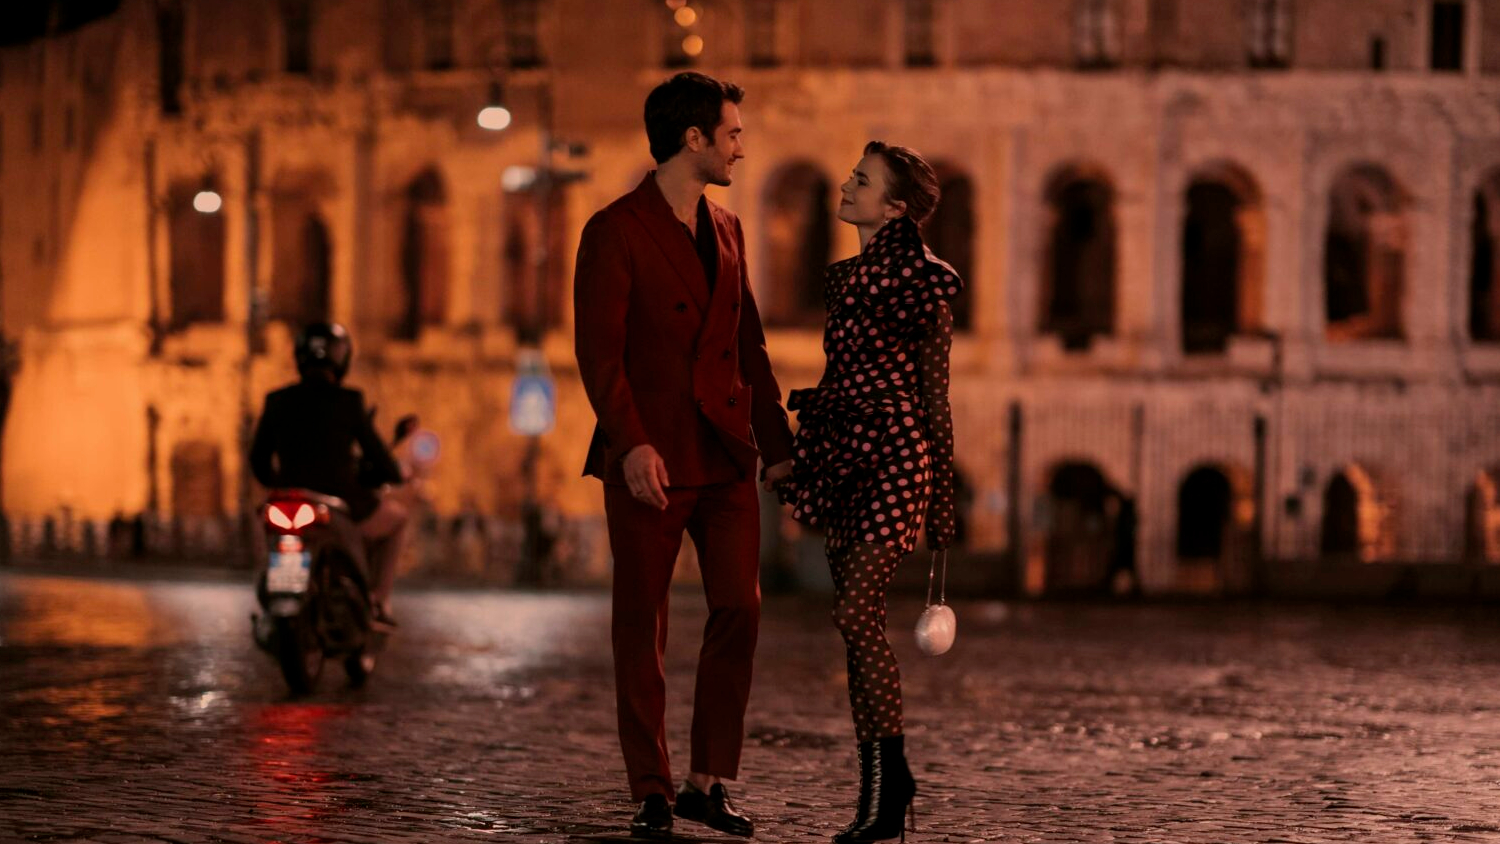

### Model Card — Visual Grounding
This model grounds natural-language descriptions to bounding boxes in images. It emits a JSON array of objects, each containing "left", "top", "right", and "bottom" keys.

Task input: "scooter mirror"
[{"left": 409, "top": 430, "right": 441, "bottom": 470}]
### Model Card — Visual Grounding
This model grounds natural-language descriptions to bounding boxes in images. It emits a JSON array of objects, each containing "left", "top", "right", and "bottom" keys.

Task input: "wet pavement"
[{"left": 2, "top": 568, "right": 1500, "bottom": 843}]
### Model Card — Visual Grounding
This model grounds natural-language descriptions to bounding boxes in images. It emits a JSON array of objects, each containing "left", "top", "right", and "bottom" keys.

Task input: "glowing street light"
[
  {"left": 192, "top": 189, "right": 222, "bottom": 214},
  {"left": 502, "top": 165, "right": 538, "bottom": 192},
  {"left": 478, "top": 81, "right": 512, "bottom": 131},
  {"left": 682, "top": 34, "right": 704, "bottom": 57},
  {"left": 674, "top": 5, "right": 697, "bottom": 26}
]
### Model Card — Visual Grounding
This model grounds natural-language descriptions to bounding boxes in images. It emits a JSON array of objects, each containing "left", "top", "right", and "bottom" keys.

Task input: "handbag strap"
[{"left": 925, "top": 549, "right": 948, "bottom": 607}]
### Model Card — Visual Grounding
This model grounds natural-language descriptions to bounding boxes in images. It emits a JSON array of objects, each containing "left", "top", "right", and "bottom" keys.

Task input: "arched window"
[
  {"left": 504, "top": 0, "right": 544, "bottom": 69},
  {"left": 270, "top": 172, "right": 333, "bottom": 328},
  {"left": 1174, "top": 462, "right": 1258, "bottom": 592},
  {"left": 398, "top": 169, "right": 448, "bottom": 340},
  {"left": 381, "top": 0, "right": 413, "bottom": 72},
  {"left": 1430, "top": 0, "right": 1465, "bottom": 71},
  {"left": 156, "top": 1, "right": 184, "bottom": 114},
  {"left": 170, "top": 441, "right": 223, "bottom": 518},
  {"left": 925, "top": 164, "right": 974, "bottom": 331},
  {"left": 762, "top": 162, "right": 833, "bottom": 328},
  {"left": 1177, "top": 466, "right": 1231, "bottom": 560},
  {"left": 281, "top": 0, "right": 312, "bottom": 74},
  {"left": 1320, "top": 473, "right": 1360, "bottom": 558},
  {"left": 1470, "top": 170, "right": 1500, "bottom": 342},
  {"left": 271, "top": 213, "right": 330, "bottom": 328},
  {"left": 1074, "top": 0, "right": 1120, "bottom": 68},
  {"left": 1043, "top": 461, "right": 1114, "bottom": 591},
  {"left": 1324, "top": 165, "right": 1407, "bottom": 341},
  {"left": 423, "top": 0, "right": 455, "bottom": 70},
  {"left": 1320, "top": 465, "right": 1393, "bottom": 562},
  {"left": 745, "top": 0, "right": 781, "bottom": 67},
  {"left": 1465, "top": 468, "right": 1500, "bottom": 564},
  {"left": 1181, "top": 164, "right": 1264, "bottom": 354},
  {"left": 1246, "top": 0, "right": 1292, "bottom": 68},
  {"left": 903, "top": 0, "right": 937, "bottom": 67},
  {"left": 167, "top": 178, "right": 226, "bottom": 331},
  {"left": 1041, "top": 167, "right": 1116, "bottom": 350},
  {"left": 504, "top": 179, "right": 569, "bottom": 344}
]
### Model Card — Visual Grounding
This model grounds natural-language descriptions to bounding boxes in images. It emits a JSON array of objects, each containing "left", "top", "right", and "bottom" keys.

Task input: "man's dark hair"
[
  {"left": 864, "top": 140, "right": 942, "bottom": 226},
  {"left": 644, "top": 72, "right": 745, "bottom": 164}
]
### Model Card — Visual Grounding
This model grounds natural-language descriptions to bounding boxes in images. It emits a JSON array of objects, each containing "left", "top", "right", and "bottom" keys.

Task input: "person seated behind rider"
[{"left": 249, "top": 322, "right": 407, "bottom": 626}]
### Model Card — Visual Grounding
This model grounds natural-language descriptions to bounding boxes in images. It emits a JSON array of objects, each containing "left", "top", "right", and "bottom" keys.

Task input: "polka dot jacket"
[{"left": 779, "top": 215, "right": 963, "bottom": 554}]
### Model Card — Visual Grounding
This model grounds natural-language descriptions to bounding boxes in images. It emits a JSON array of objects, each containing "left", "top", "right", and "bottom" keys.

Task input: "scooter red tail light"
[
  {"left": 265, "top": 500, "right": 328, "bottom": 533},
  {"left": 266, "top": 503, "right": 295, "bottom": 530}
]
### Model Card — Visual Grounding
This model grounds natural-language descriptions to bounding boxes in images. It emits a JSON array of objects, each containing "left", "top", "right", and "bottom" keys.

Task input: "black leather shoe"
[
  {"left": 630, "top": 793, "right": 674, "bottom": 839},
  {"left": 674, "top": 781, "right": 754, "bottom": 837}
]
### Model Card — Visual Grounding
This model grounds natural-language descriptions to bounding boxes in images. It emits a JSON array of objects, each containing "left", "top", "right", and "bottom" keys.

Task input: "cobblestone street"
[{"left": 3, "top": 568, "right": 1500, "bottom": 843}]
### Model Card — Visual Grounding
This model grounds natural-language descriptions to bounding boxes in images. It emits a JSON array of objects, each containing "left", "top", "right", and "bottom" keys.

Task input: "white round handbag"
[{"left": 914, "top": 550, "right": 956, "bottom": 656}]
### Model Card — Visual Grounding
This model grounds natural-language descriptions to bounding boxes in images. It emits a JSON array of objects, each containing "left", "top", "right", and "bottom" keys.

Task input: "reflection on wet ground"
[{"left": 3, "top": 569, "right": 1500, "bottom": 842}]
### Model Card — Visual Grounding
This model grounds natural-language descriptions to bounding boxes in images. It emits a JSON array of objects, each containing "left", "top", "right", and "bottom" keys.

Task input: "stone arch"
[
  {"left": 1324, "top": 164, "right": 1408, "bottom": 341},
  {"left": 762, "top": 161, "right": 833, "bottom": 328},
  {"left": 1464, "top": 467, "right": 1500, "bottom": 564},
  {"left": 1041, "top": 459, "right": 1116, "bottom": 592},
  {"left": 1320, "top": 463, "right": 1395, "bottom": 562},
  {"left": 926, "top": 162, "right": 975, "bottom": 330},
  {"left": 1469, "top": 168, "right": 1500, "bottom": 342},
  {"left": 1180, "top": 162, "right": 1265, "bottom": 354},
  {"left": 269, "top": 170, "right": 334, "bottom": 328},
  {"left": 397, "top": 168, "right": 449, "bottom": 339},
  {"left": 1041, "top": 164, "right": 1116, "bottom": 351},
  {"left": 1174, "top": 462, "right": 1256, "bottom": 591},
  {"left": 166, "top": 178, "right": 226, "bottom": 331}
]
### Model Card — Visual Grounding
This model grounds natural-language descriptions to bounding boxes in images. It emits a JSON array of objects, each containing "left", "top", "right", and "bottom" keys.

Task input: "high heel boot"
[{"left": 833, "top": 735, "right": 917, "bottom": 842}]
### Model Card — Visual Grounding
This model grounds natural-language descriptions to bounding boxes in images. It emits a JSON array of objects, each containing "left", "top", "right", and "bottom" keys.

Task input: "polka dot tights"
[{"left": 830, "top": 541, "right": 906, "bottom": 742}]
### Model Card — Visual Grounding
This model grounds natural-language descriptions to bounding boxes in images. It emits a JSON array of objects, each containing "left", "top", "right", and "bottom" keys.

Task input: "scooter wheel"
[
  {"left": 274, "top": 616, "right": 323, "bottom": 696},
  {"left": 344, "top": 652, "right": 376, "bottom": 687}
]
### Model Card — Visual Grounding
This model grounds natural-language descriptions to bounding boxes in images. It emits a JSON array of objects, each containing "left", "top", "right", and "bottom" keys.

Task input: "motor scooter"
[{"left": 251, "top": 489, "right": 386, "bottom": 694}]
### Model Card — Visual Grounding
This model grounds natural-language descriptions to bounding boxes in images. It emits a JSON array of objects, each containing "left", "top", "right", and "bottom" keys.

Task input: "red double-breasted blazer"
[{"left": 573, "top": 174, "right": 794, "bottom": 486}]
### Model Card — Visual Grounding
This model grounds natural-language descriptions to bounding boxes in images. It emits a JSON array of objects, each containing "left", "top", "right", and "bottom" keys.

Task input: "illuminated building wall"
[{"left": 2, "top": 0, "right": 1498, "bottom": 592}]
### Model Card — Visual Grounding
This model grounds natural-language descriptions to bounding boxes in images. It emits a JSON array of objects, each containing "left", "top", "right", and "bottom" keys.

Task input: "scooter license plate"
[{"left": 267, "top": 550, "right": 311, "bottom": 593}]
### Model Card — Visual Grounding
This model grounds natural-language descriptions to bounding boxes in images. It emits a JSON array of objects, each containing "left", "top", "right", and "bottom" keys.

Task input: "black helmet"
[{"left": 294, "top": 322, "right": 353, "bottom": 383}]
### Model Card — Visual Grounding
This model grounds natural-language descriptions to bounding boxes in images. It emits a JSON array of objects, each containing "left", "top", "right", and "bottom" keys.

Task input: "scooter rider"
[{"left": 249, "top": 322, "right": 407, "bottom": 626}]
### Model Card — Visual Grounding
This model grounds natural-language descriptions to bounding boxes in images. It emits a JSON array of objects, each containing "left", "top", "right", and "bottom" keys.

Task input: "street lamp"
[
  {"left": 193, "top": 182, "right": 223, "bottom": 214},
  {"left": 477, "top": 81, "right": 512, "bottom": 131},
  {"left": 490, "top": 73, "right": 590, "bottom": 586}
]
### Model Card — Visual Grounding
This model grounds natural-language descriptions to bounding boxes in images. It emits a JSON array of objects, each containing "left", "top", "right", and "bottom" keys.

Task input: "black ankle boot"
[{"left": 833, "top": 735, "right": 917, "bottom": 842}]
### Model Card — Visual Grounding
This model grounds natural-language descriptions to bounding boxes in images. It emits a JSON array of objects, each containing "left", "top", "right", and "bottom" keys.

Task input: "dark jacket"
[{"left": 249, "top": 380, "right": 402, "bottom": 521}]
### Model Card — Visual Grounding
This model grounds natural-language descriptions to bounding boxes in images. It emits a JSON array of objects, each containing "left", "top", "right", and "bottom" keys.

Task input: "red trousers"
[{"left": 604, "top": 480, "right": 761, "bottom": 801}]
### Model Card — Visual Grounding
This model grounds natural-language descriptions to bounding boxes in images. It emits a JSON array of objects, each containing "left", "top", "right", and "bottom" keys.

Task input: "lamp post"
[
  {"left": 481, "top": 76, "right": 587, "bottom": 585},
  {"left": 238, "top": 129, "right": 263, "bottom": 567}
]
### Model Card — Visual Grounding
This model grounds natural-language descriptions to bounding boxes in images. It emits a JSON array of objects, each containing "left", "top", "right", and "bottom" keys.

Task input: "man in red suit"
[{"left": 573, "top": 72, "right": 794, "bottom": 839}]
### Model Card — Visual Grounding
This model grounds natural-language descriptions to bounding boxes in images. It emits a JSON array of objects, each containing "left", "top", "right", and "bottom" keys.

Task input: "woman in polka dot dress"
[{"left": 776, "top": 142, "right": 962, "bottom": 843}]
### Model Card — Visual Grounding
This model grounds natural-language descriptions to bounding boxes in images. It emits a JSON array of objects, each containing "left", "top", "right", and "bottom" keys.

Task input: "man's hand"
[
  {"left": 761, "top": 459, "right": 793, "bottom": 492},
  {"left": 623, "top": 445, "right": 670, "bottom": 510}
]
